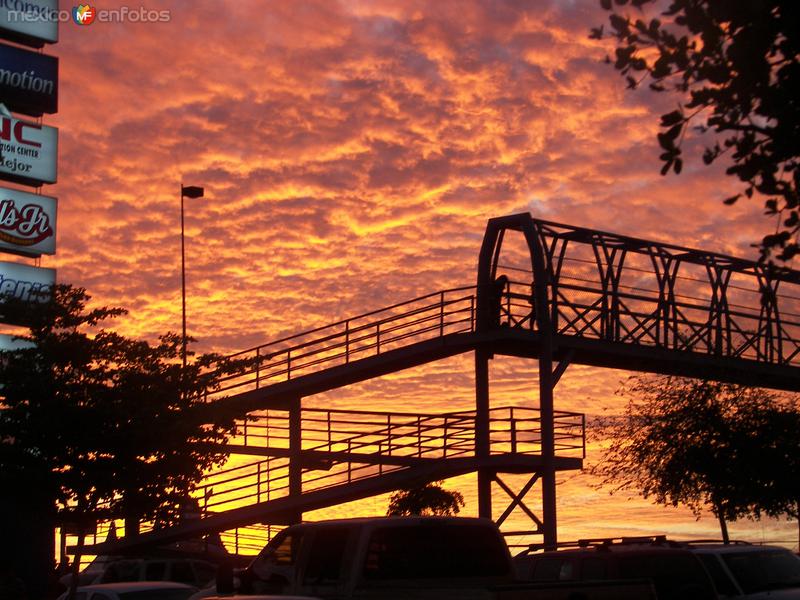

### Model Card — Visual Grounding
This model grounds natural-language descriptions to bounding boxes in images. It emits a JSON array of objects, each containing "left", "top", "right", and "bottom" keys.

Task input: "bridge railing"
[
  {"left": 212, "top": 286, "right": 478, "bottom": 398},
  {"left": 546, "top": 255, "right": 800, "bottom": 362},
  {"left": 209, "top": 265, "right": 800, "bottom": 404},
  {"left": 191, "top": 405, "right": 585, "bottom": 523},
  {"left": 531, "top": 219, "right": 800, "bottom": 367}
]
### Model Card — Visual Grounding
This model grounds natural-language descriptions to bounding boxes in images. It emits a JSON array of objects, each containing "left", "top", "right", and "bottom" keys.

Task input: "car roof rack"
[
  {"left": 676, "top": 539, "right": 753, "bottom": 546},
  {"left": 520, "top": 535, "right": 684, "bottom": 555}
]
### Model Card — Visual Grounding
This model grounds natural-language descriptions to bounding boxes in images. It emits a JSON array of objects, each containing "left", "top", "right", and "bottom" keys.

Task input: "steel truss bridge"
[{"left": 86, "top": 213, "right": 800, "bottom": 556}]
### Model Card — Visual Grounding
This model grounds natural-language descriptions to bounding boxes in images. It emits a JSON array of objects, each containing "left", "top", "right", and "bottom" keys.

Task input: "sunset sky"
[{"left": 9, "top": 0, "right": 798, "bottom": 549}]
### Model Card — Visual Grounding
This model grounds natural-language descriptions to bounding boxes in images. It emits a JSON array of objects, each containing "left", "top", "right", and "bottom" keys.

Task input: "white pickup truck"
[{"left": 191, "top": 516, "right": 658, "bottom": 600}]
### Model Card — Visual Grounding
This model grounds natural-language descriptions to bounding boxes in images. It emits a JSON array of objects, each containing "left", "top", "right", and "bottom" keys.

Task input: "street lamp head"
[{"left": 181, "top": 185, "right": 204, "bottom": 199}]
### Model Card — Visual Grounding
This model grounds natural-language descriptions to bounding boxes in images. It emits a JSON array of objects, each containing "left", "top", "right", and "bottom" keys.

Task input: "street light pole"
[
  {"left": 181, "top": 185, "right": 187, "bottom": 369},
  {"left": 180, "top": 184, "right": 204, "bottom": 369}
]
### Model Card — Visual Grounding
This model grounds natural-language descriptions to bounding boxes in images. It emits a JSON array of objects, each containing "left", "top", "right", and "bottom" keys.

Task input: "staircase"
[{"left": 79, "top": 281, "right": 576, "bottom": 556}]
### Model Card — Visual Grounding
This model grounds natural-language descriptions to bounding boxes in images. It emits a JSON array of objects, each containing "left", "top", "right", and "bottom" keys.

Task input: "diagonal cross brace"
[{"left": 494, "top": 473, "right": 543, "bottom": 529}]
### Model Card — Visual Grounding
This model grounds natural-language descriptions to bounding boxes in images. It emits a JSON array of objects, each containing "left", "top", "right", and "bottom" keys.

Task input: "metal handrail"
[
  {"left": 225, "top": 285, "right": 478, "bottom": 360},
  {"left": 209, "top": 288, "right": 479, "bottom": 396},
  {"left": 188, "top": 404, "right": 585, "bottom": 529}
]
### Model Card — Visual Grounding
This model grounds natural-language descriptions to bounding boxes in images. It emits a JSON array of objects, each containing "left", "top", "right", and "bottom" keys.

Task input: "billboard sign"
[
  {"left": 0, "top": 0, "right": 58, "bottom": 47},
  {"left": 0, "top": 260, "right": 53, "bottom": 301},
  {"left": 0, "top": 186, "right": 56, "bottom": 256},
  {"left": 0, "top": 261, "right": 53, "bottom": 326},
  {"left": 0, "top": 115, "right": 57, "bottom": 186},
  {"left": 0, "top": 42, "right": 58, "bottom": 115}
]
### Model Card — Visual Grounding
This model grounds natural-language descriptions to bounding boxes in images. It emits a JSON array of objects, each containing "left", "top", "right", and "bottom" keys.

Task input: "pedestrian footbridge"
[{"left": 82, "top": 213, "right": 800, "bottom": 556}]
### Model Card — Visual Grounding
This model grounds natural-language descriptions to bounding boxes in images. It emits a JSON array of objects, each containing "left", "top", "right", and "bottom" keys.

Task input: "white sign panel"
[
  {"left": 0, "top": 0, "right": 58, "bottom": 46},
  {"left": 0, "top": 260, "right": 54, "bottom": 305},
  {"left": 0, "top": 115, "right": 57, "bottom": 186},
  {"left": 0, "top": 186, "right": 56, "bottom": 256}
]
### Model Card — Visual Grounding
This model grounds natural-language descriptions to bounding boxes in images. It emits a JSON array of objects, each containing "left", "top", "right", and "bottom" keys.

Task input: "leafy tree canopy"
[
  {"left": 387, "top": 480, "right": 465, "bottom": 517},
  {"left": 592, "top": 0, "right": 800, "bottom": 260},
  {"left": 0, "top": 284, "right": 247, "bottom": 528},
  {"left": 591, "top": 375, "right": 800, "bottom": 542}
]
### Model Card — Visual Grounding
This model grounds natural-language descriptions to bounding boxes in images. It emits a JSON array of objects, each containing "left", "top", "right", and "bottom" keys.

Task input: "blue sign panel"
[{"left": 0, "top": 41, "right": 57, "bottom": 115}]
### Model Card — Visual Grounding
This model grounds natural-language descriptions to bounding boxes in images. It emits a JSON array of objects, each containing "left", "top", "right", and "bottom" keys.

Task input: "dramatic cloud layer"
[{"left": 9, "top": 0, "right": 794, "bottom": 546}]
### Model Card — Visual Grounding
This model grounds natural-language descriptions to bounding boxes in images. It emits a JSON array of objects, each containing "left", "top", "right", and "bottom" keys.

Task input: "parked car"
[
  {"left": 55, "top": 581, "right": 198, "bottom": 600},
  {"left": 93, "top": 558, "right": 217, "bottom": 588},
  {"left": 513, "top": 536, "right": 718, "bottom": 600},
  {"left": 686, "top": 541, "right": 800, "bottom": 598}
]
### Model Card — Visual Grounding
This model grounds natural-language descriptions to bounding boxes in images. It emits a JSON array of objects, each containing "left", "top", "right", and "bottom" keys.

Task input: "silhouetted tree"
[
  {"left": 387, "top": 480, "right": 465, "bottom": 516},
  {"left": 592, "top": 0, "right": 800, "bottom": 260},
  {"left": 0, "top": 285, "right": 248, "bottom": 598},
  {"left": 591, "top": 376, "right": 800, "bottom": 544}
]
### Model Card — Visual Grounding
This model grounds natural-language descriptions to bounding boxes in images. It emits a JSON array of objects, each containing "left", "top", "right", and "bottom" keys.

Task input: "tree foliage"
[
  {"left": 0, "top": 284, "right": 248, "bottom": 528},
  {"left": 591, "top": 376, "right": 800, "bottom": 540},
  {"left": 387, "top": 480, "right": 465, "bottom": 517},
  {"left": 592, "top": 0, "right": 800, "bottom": 260}
]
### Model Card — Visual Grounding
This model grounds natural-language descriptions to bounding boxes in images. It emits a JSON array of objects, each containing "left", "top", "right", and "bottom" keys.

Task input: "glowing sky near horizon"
[{"left": 9, "top": 0, "right": 798, "bottom": 548}]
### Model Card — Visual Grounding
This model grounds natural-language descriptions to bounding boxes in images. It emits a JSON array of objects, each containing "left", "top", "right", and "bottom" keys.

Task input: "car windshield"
[{"left": 722, "top": 550, "right": 800, "bottom": 594}]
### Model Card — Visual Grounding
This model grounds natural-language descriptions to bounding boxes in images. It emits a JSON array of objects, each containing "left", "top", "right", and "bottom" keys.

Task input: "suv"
[
  {"left": 513, "top": 536, "right": 718, "bottom": 600},
  {"left": 687, "top": 542, "right": 800, "bottom": 598}
]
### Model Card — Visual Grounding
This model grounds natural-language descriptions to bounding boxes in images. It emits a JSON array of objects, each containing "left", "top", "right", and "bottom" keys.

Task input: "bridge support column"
[
  {"left": 539, "top": 351, "right": 557, "bottom": 550},
  {"left": 288, "top": 396, "right": 303, "bottom": 524},
  {"left": 475, "top": 349, "right": 492, "bottom": 519}
]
